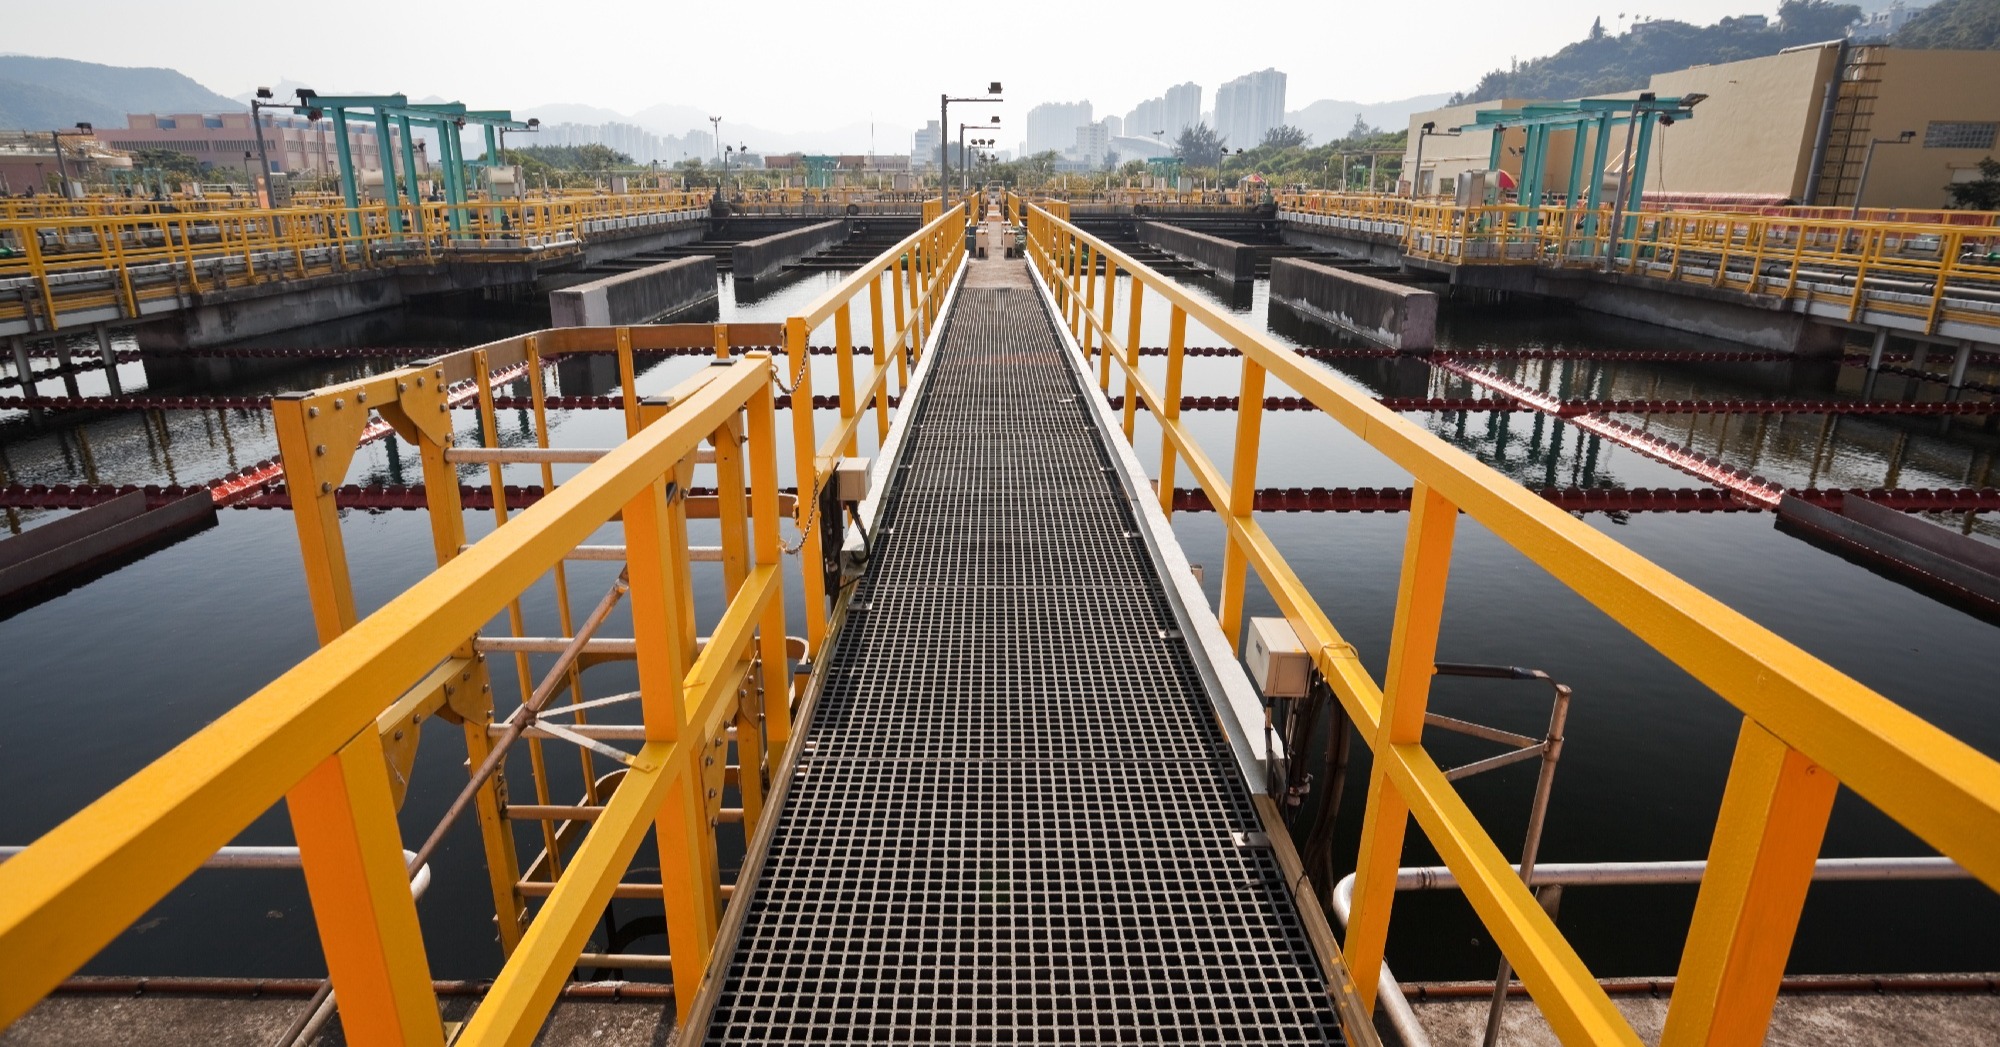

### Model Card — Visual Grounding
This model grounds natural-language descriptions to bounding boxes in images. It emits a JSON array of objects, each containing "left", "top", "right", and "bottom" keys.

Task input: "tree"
[
  {"left": 1346, "top": 115, "right": 1377, "bottom": 142},
  {"left": 1261, "top": 124, "right": 1311, "bottom": 149},
  {"left": 1590, "top": 15, "right": 1606, "bottom": 40},
  {"left": 1021, "top": 150, "right": 1060, "bottom": 184},
  {"left": 1174, "top": 123, "right": 1224, "bottom": 168},
  {"left": 130, "top": 147, "right": 202, "bottom": 180},
  {"left": 1896, "top": 0, "right": 2000, "bottom": 49},
  {"left": 1777, "top": 0, "right": 1862, "bottom": 38},
  {"left": 1946, "top": 156, "right": 2000, "bottom": 209},
  {"left": 1464, "top": 3, "right": 1861, "bottom": 102}
]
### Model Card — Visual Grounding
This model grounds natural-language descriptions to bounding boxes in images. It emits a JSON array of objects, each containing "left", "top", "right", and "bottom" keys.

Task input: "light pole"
[
  {"left": 708, "top": 116, "right": 723, "bottom": 198},
  {"left": 249, "top": 88, "right": 285, "bottom": 206},
  {"left": 1851, "top": 130, "right": 1916, "bottom": 220},
  {"left": 959, "top": 116, "right": 1001, "bottom": 191},
  {"left": 49, "top": 123, "right": 91, "bottom": 199},
  {"left": 940, "top": 82, "right": 1003, "bottom": 216},
  {"left": 495, "top": 117, "right": 538, "bottom": 163}
]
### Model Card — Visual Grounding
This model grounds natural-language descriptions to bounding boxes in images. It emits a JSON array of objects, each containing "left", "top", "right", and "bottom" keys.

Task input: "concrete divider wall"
[
  {"left": 0, "top": 492, "right": 216, "bottom": 601},
  {"left": 1137, "top": 221, "right": 1258, "bottom": 283},
  {"left": 549, "top": 256, "right": 718, "bottom": 327},
  {"left": 1269, "top": 257, "right": 1437, "bottom": 352},
  {"left": 731, "top": 219, "right": 851, "bottom": 282}
]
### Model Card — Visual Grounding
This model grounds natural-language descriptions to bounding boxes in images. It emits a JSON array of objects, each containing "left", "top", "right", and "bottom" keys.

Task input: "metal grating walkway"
[{"left": 703, "top": 263, "right": 1344, "bottom": 1044}]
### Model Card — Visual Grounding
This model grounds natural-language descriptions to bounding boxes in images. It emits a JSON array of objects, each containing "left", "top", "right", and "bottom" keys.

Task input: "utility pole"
[
  {"left": 50, "top": 131, "right": 72, "bottom": 199},
  {"left": 251, "top": 88, "right": 277, "bottom": 206}
]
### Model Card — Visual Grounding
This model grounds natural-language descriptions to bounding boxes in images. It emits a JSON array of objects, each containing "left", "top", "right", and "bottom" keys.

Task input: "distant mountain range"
[
  {"left": 0, "top": 53, "right": 1455, "bottom": 158},
  {"left": 1284, "top": 94, "right": 1455, "bottom": 145},
  {"left": 0, "top": 55, "right": 241, "bottom": 129}
]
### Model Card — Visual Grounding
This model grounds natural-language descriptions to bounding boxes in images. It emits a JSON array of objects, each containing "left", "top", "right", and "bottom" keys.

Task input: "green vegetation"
[
  {"left": 1896, "top": 0, "right": 2000, "bottom": 48},
  {"left": 1260, "top": 125, "right": 1311, "bottom": 150},
  {"left": 1173, "top": 123, "right": 1224, "bottom": 166},
  {"left": 1946, "top": 156, "right": 2000, "bottom": 209},
  {"left": 1463, "top": 1, "right": 1863, "bottom": 103},
  {"left": 497, "top": 143, "right": 641, "bottom": 189},
  {"left": 952, "top": 122, "right": 1407, "bottom": 194}
]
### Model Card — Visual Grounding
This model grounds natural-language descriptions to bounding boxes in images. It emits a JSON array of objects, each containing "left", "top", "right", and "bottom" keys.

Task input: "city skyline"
[{"left": 2, "top": 0, "right": 1783, "bottom": 140}]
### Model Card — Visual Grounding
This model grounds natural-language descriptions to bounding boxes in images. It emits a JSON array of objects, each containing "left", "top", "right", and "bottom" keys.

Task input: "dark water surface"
[{"left": 1, "top": 264, "right": 1994, "bottom": 986}]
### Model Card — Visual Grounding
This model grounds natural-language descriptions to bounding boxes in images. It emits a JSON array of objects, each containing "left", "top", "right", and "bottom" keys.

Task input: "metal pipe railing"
[{"left": 1331, "top": 856, "right": 1970, "bottom": 1047}]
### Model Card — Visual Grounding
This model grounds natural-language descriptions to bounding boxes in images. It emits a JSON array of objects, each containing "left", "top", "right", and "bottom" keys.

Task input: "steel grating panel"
[{"left": 705, "top": 275, "right": 1343, "bottom": 1044}]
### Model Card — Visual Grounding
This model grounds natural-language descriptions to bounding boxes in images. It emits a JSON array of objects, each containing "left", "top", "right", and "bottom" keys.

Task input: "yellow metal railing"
[
  {"left": 0, "top": 206, "right": 969, "bottom": 1044},
  {"left": 783, "top": 197, "right": 970, "bottom": 653},
  {"left": 0, "top": 190, "right": 713, "bottom": 332},
  {"left": 1275, "top": 191, "right": 2000, "bottom": 333},
  {"left": 1025, "top": 201, "right": 2000, "bottom": 1047}
]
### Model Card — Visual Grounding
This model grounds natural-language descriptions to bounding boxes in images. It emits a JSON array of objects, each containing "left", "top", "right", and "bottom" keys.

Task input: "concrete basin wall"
[
  {"left": 731, "top": 219, "right": 851, "bottom": 282},
  {"left": 549, "top": 257, "right": 718, "bottom": 327},
  {"left": 1270, "top": 257, "right": 1437, "bottom": 352},
  {"left": 1137, "top": 221, "right": 1258, "bottom": 283}
]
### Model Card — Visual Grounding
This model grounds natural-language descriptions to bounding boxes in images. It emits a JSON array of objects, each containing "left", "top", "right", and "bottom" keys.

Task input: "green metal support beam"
[{"left": 328, "top": 109, "right": 361, "bottom": 238}]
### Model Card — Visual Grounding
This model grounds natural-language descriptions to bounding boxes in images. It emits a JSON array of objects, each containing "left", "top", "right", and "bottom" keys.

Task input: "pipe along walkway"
[{"left": 695, "top": 260, "right": 1351, "bottom": 1044}]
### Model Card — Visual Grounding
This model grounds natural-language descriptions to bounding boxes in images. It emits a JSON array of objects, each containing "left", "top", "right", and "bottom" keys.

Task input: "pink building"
[{"left": 105, "top": 111, "right": 422, "bottom": 177}]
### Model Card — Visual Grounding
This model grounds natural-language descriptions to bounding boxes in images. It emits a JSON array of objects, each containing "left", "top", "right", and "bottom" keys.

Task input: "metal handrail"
[
  {"left": 0, "top": 349, "right": 787, "bottom": 1043},
  {"left": 1023, "top": 201, "right": 2000, "bottom": 1047},
  {"left": 1274, "top": 191, "right": 2000, "bottom": 332},
  {"left": 1329, "top": 856, "right": 1971, "bottom": 1047}
]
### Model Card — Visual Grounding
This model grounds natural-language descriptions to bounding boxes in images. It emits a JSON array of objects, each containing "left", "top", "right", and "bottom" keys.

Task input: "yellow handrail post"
[
  {"left": 787, "top": 317, "right": 828, "bottom": 655},
  {"left": 1098, "top": 256, "right": 1118, "bottom": 392},
  {"left": 615, "top": 327, "right": 641, "bottom": 437},
  {"left": 1658, "top": 722, "right": 1837, "bottom": 1047},
  {"left": 287, "top": 730, "right": 445, "bottom": 1047},
  {"left": 272, "top": 393, "right": 368, "bottom": 641},
  {"left": 400, "top": 364, "right": 531, "bottom": 956},
  {"left": 21, "top": 228, "right": 56, "bottom": 332},
  {"left": 890, "top": 262, "right": 911, "bottom": 390},
  {"left": 1216, "top": 358, "right": 1267, "bottom": 648},
  {"left": 1344, "top": 483, "right": 1457, "bottom": 1009},
  {"left": 834, "top": 302, "right": 860, "bottom": 456},
  {"left": 1926, "top": 232, "right": 1959, "bottom": 334},
  {"left": 869, "top": 275, "right": 891, "bottom": 443},
  {"left": 625, "top": 398, "right": 718, "bottom": 1018},
  {"left": 1158, "top": 306, "right": 1187, "bottom": 517},
  {"left": 1122, "top": 280, "right": 1145, "bottom": 440},
  {"left": 1082, "top": 243, "right": 1098, "bottom": 362},
  {"left": 904, "top": 245, "right": 924, "bottom": 357},
  {"left": 711, "top": 414, "right": 766, "bottom": 833},
  {"left": 746, "top": 367, "right": 795, "bottom": 746}
]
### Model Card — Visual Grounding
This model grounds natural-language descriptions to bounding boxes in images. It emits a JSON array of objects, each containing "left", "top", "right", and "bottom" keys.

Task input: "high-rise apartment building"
[
  {"left": 1024, "top": 101, "right": 1093, "bottom": 157},
  {"left": 1213, "top": 69, "right": 1287, "bottom": 149},
  {"left": 913, "top": 120, "right": 941, "bottom": 168},
  {"left": 1124, "top": 82, "right": 1203, "bottom": 143}
]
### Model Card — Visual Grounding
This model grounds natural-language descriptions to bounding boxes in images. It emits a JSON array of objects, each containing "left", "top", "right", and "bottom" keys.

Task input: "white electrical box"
[
  {"left": 834, "top": 457, "right": 871, "bottom": 503},
  {"left": 1246, "top": 617, "right": 1310, "bottom": 698}
]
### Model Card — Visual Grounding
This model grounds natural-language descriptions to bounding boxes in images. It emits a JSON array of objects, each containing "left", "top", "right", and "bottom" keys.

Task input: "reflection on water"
[{"left": 0, "top": 262, "right": 1994, "bottom": 984}]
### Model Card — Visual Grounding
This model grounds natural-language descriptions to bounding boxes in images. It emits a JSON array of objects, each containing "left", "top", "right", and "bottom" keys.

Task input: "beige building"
[{"left": 1405, "top": 44, "right": 2000, "bottom": 210}]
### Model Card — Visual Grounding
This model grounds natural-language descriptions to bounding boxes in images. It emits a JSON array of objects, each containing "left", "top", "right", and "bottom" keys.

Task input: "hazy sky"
[{"left": 9, "top": 0, "right": 1785, "bottom": 133}]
